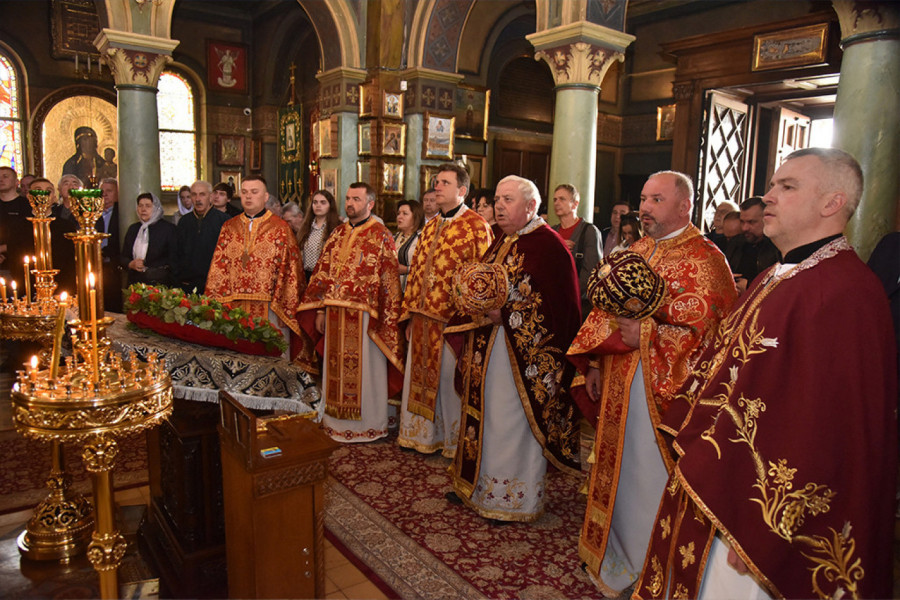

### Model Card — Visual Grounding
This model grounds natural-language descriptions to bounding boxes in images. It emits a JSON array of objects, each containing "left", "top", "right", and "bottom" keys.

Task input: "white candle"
[
  {"left": 23, "top": 256, "right": 31, "bottom": 307},
  {"left": 89, "top": 273, "right": 99, "bottom": 383}
]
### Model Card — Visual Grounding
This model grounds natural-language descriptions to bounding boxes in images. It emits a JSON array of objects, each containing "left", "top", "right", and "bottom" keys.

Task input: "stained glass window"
[
  {"left": 0, "top": 53, "right": 24, "bottom": 172},
  {"left": 157, "top": 71, "right": 197, "bottom": 191}
]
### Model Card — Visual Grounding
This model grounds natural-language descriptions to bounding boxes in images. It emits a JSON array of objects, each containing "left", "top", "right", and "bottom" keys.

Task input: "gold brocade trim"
[
  {"left": 323, "top": 307, "right": 364, "bottom": 421},
  {"left": 239, "top": 211, "right": 273, "bottom": 259}
]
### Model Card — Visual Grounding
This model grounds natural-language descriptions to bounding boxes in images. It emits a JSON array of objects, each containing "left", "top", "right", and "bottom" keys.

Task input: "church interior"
[{"left": 0, "top": 0, "right": 898, "bottom": 598}]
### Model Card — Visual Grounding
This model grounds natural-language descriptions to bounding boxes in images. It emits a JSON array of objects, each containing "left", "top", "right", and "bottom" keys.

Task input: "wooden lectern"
[{"left": 218, "top": 391, "right": 337, "bottom": 599}]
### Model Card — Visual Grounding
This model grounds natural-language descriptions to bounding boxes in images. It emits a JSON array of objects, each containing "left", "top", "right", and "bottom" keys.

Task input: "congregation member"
[
  {"left": 551, "top": 183, "right": 602, "bottom": 319},
  {"left": 55, "top": 174, "right": 84, "bottom": 222},
  {"left": 725, "top": 196, "right": 781, "bottom": 293},
  {"left": 634, "top": 148, "right": 896, "bottom": 599},
  {"left": 18, "top": 173, "right": 35, "bottom": 195},
  {"left": 211, "top": 181, "right": 241, "bottom": 217},
  {"left": 96, "top": 177, "right": 122, "bottom": 312},
  {"left": 296, "top": 189, "right": 341, "bottom": 282},
  {"left": 601, "top": 199, "right": 631, "bottom": 256},
  {"left": 567, "top": 170, "right": 736, "bottom": 596},
  {"left": 445, "top": 175, "right": 581, "bottom": 522},
  {"left": 422, "top": 187, "right": 439, "bottom": 223},
  {"left": 398, "top": 163, "right": 493, "bottom": 456},
  {"left": 205, "top": 175, "right": 304, "bottom": 343},
  {"left": 173, "top": 184, "right": 192, "bottom": 224},
  {"left": 297, "top": 182, "right": 404, "bottom": 443},
  {"left": 265, "top": 193, "right": 282, "bottom": 217},
  {"left": 121, "top": 192, "right": 178, "bottom": 286},
  {"left": 394, "top": 199, "right": 424, "bottom": 291},
  {"left": 174, "top": 180, "right": 229, "bottom": 294},
  {"left": 280, "top": 201, "right": 303, "bottom": 234},
  {"left": 718, "top": 209, "right": 742, "bottom": 252},
  {"left": 706, "top": 200, "right": 737, "bottom": 249},
  {"left": 610, "top": 212, "right": 642, "bottom": 254},
  {"left": 0, "top": 166, "right": 32, "bottom": 273},
  {"left": 26, "top": 177, "right": 78, "bottom": 294},
  {"left": 473, "top": 188, "right": 497, "bottom": 227}
]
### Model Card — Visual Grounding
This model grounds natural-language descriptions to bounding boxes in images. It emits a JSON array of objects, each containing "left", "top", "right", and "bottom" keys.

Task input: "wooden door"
[
  {"left": 493, "top": 140, "right": 551, "bottom": 201},
  {"left": 766, "top": 106, "right": 811, "bottom": 185}
]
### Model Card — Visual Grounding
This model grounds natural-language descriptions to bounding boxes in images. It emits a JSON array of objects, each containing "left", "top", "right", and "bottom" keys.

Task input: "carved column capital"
[
  {"left": 93, "top": 29, "right": 179, "bottom": 89},
  {"left": 528, "top": 21, "right": 634, "bottom": 88},
  {"left": 534, "top": 42, "right": 625, "bottom": 87},
  {"left": 832, "top": 0, "right": 900, "bottom": 45},
  {"left": 672, "top": 81, "right": 696, "bottom": 102}
]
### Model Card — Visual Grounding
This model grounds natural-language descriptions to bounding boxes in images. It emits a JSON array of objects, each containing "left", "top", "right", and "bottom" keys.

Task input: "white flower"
[
  {"left": 525, "top": 364, "right": 538, "bottom": 378},
  {"left": 509, "top": 312, "right": 523, "bottom": 329},
  {"left": 729, "top": 366, "right": 739, "bottom": 383},
  {"left": 533, "top": 331, "right": 542, "bottom": 344},
  {"left": 761, "top": 337, "right": 779, "bottom": 348}
]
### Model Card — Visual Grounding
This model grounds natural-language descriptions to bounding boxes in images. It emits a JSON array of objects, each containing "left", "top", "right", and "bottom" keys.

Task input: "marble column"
[
  {"left": 831, "top": 1, "right": 900, "bottom": 259},
  {"left": 94, "top": 30, "right": 178, "bottom": 230},
  {"left": 316, "top": 67, "right": 366, "bottom": 213},
  {"left": 529, "top": 24, "right": 634, "bottom": 223}
]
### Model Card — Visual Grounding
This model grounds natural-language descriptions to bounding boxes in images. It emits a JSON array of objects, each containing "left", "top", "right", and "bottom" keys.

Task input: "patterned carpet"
[
  {"left": 0, "top": 429, "right": 149, "bottom": 515},
  {"left": 325, "top": 436, "right": 602, "bottom": 600}
]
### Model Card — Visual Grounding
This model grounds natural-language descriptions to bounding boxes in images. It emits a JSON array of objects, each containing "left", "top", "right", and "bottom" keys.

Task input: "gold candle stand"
[
  {"left": 12, "top": 188, "right": 173, "bottom": 599},
  {"left": 0, "top": 189, "right": 94, "bottom": 562}
]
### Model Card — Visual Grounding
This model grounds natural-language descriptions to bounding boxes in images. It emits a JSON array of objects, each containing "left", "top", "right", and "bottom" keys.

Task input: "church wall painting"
[
  {"left": 423, "top": 114, "right": 454, "bottom": 160},
  {"left": 207, "top": 41, "right": 248, "bottom": 94},
  {"left": 41, "top": 94, "right": 117, "bottom": 186}
]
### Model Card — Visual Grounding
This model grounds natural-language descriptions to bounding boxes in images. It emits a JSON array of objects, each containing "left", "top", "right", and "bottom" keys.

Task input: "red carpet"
[
  {"left": 325, "top": 435, "right": 599, "bottom": 599},
  {"left": 0, "top": 429, "right": 149, "bottom": 515}
]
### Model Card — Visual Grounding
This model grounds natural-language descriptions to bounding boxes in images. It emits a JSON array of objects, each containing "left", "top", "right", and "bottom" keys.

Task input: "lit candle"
[
  {"left": 28, "top": 355, "right": 38, "bottom": 385},
  {"left": 88, "top": 273, "right": 99, "bottom": 383},
  {"left": 0, "top": 277, "right": 5, "bottom": 303},
  {"left": 50, "top": 292, "right": 68, "bottom": 379},
  {"left": 10, "top": 280, "right": 17, "bottom": 303},
  {"left": 23, "top": 256, "right": 31, "bottom": 307}
]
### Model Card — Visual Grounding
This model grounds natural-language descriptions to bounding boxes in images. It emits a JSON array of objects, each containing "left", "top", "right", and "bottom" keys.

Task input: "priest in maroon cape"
[
  {"left": 634, "top": 148, "right": 897, "bottom": 599},
  {"left": 444, "top": 175, "right": 581, "bottom": 523}
]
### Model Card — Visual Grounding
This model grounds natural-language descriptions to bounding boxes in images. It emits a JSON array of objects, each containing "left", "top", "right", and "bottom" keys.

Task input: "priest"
[
  {"left": 567, "top": 170, "right": 737, "bottom": 595},
  {"left": 399, "top": 162, "right": 493, "bottom": 456},
  {"left": 634, "top": 148, "right": 897, "bottom": 599},
  {"left": 297, "top": 182, "right": 404, "bottom": 443},
  {"left": 445, "top": 175, "right": 581, "bottom": 523},
  {"left": 205, "top": 175, "right": 304, "bottom": 345}
]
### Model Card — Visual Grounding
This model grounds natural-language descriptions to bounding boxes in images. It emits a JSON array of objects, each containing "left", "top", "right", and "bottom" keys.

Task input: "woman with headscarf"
[{"left": 121, "top": 192, "right": 178, "bottom": 286}]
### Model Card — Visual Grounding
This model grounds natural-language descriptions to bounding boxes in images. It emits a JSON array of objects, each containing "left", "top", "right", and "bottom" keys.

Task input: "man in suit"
[{"left": 96, "top": 177, "right": 122, "bottom": 312}]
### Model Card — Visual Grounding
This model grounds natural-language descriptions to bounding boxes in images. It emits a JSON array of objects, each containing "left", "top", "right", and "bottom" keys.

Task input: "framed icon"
[
  {"left": 357, "top": 160, "right": 372, "bottom": 185},
  {"left": 656, "top": 104, "right": 676, "bottom": 142},
  {"left": 318, "top": 116, "right": 335, "bottom": 157},
  {"left": 220, "top": 170, "right": 241, "bottom": 192},
  {"left": 321, "top": 169, "right": 337, "bottom": 196},
  {"left": 420, "top": 165, "right": 441, "bottom": 195},
  {"left": 359, "top": 84, "right": 375, "bottom": 117},
  {"left": 752, "top": 23, "right": 828, "bottom": 72},
  {"left": 382, "top": 162, "right": 404, "bottom": 195},
  {"left": 383, "top": 91, "right": 404, "bottom": 119},
  {"left": 423, "top": 113, "right": 454, "bottom": 160},
  {"left": 454, "top": 87, "right": 490, "bottom": 141},
  {"left": 217, "top": 135, "right": 244, "bottom": 166},
  {"left": 358, "top": 121, "right": 373, "bottom": 155},
  {"left": 381, "top": 123, "right": 406, "bottom": 156}
]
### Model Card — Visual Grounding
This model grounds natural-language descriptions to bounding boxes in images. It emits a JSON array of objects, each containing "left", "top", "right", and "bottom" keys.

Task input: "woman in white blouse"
[{"left": 296, "top": 189, "right": 341, "bottom": 281}]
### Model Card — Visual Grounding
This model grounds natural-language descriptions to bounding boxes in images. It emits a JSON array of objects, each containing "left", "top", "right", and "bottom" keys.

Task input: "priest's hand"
[
  {"left": 585, "top": 367, "right": 601, "bottom": 402},
  {"left": 486, "top": 309, "right": 502, "bottom": 324},
  {"left": 315, "top": 311, "right": 325, "bottom": 335},
  {"left": 727, "top": 546, "right": 749, "bottom": 574},
  {"left": 616, "top": 316, "right": 640, "bottom": 348}
]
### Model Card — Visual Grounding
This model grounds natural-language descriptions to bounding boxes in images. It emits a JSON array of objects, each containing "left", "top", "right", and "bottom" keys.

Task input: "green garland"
[{"left": 124, "top": 283, "right": 288, "bottom": 353}]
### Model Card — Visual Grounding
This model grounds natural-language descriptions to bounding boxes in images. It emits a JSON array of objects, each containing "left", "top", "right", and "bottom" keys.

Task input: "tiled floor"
[{"left": 0, "top": 484, "right": 388, "bottom": 599}]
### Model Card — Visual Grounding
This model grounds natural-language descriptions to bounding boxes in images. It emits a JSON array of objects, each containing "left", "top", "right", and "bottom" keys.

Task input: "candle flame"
[
  {"left": 24, "top": 256, "right": 29, "bottom": 265},
  {"left": 59, "top": 291, "right": 68, "bottom": 302},
  {"left": 0, "top": 277, "right": 4, "bottom": 285},
  {"left": 88, "top": 272, "right": 95, "bottom": 288},
  {"left": 30, "top": 356, "right": 38, "bottom": 370},
  {"left": 10, "top": 281, "right": 16, "bottom": 290}
]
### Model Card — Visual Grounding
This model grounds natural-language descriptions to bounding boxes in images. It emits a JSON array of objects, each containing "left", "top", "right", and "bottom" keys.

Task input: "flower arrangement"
[{"left": 124, "top": 283, "right": 287, "bottom": 355}]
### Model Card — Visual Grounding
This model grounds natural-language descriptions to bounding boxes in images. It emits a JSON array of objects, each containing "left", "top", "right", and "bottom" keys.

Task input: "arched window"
[
  {"left": 157, "top": 70, "right": 198, "bottom": 191},
  {"left": 0, "top": 52, "right": 25, "bottom": 171}
]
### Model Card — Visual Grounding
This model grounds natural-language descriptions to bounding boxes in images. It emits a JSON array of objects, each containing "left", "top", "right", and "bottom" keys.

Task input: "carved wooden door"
[{"left": 696, "top": 92, "right": 749, "bottom": 232}]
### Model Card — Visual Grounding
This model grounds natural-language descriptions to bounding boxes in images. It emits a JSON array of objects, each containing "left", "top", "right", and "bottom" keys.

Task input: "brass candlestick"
[
  {"left": 0, "top": 189, "right": 93, "bottom": 563},
  {"left": 13, "top": 188, "right": 173, "bottom": 599}
]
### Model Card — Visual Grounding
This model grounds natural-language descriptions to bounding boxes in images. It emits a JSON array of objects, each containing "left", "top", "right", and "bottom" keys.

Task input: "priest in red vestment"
[
  {"left": 567, "top": 171, "right": 737, "bottom": 595},
  {"left": 634, "top": 148, "right": 897, "bottom": 599},
  {"left": 297, "top": 182, "right": 404, "bottom": 443},
  {"left": 205, "top": 175, "right": 304, "bottom": 346},
  {"left": 445, "top": 175, "right": 581, "bottom": 523},
  {"left": 399, "top": 162, "right": 493, "bottom": 457}
]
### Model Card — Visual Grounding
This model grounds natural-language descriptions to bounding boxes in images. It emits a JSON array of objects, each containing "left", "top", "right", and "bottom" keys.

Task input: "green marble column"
[
  {"left": 548, "top": 85, "right": 599, "bottom": 223},
  {"left": 529, "top": 24, "right": 634, "bottom": 224},
  {"left": 832, "top": 2, "right": 900, "bottom": 259},
  {"left": 115, "top": 86, "right": 162, "bottom": 226},
  {"left": 94, "top": 30, "right": 178, "bottom": 238}
]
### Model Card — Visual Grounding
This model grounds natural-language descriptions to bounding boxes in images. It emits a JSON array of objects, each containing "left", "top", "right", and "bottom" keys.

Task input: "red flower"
[
  {"left": 128, "top": 292, "right": 140, "bottom": 304},
  {"left": 180, "top": 298, "right": 191, "bottom": 308},
  {"left": 149, "top": 293, "right": 160, "bottom": 302}
]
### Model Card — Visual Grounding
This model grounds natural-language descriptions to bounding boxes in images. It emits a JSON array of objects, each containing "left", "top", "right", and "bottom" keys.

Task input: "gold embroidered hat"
[
  {"left": 587, "top": 250, "right": 667, "bottom": 319},
  {"left": 452, "top": 262, "right": 509, "bottom": 315}
]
